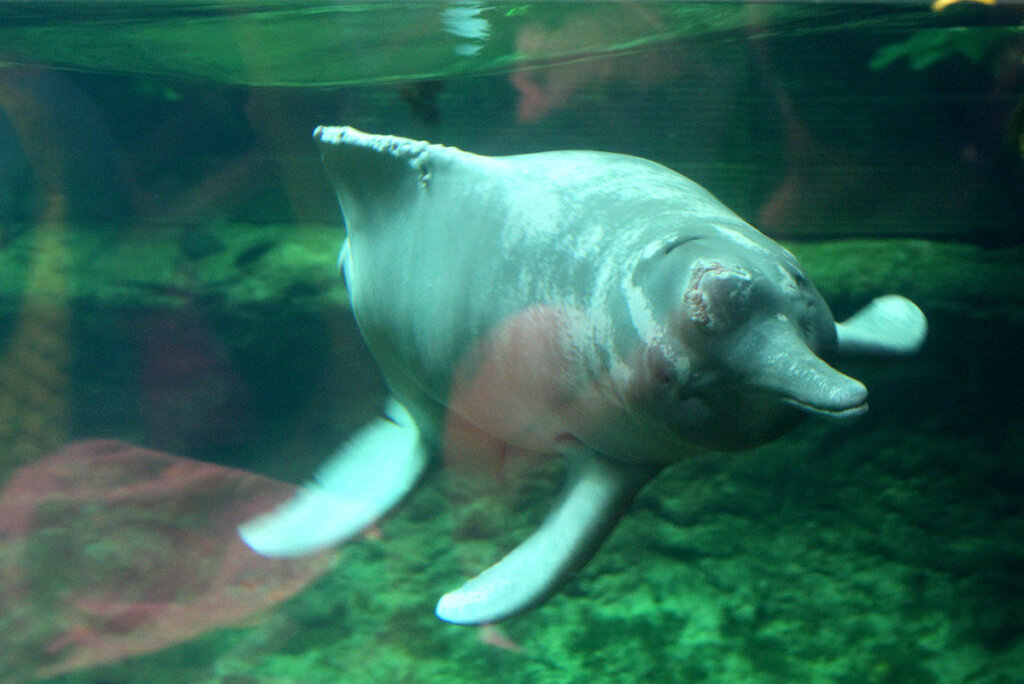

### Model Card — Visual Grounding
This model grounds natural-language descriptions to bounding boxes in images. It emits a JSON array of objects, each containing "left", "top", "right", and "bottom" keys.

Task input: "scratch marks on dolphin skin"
[{"left": 710, "top": 222, "right": 773, "bottom": 256}]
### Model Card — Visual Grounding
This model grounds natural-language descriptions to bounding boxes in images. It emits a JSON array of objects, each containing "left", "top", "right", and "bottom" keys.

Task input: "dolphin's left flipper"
[
  {"left": 435, "top": 451, "right": 661, "bottom": 625},
  {"left": 239, "top": 398, "right": 428, "bottom": 557},
  {"left": 835, "top": 295, "right": 927, "bottom": 356}
]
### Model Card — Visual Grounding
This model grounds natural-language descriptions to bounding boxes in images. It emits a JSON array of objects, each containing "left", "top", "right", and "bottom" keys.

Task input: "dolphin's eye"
[{"left": 783, "top": 266, "right": 808, "bottom": 289}]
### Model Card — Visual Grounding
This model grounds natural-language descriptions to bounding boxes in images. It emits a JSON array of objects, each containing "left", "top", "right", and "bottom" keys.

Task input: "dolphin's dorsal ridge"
[
  {"left": 315, "top": 126, "right": 463, "bottom": 221},
  {"left": 315, "top": 125, "right": 431, "bottom": 168}
]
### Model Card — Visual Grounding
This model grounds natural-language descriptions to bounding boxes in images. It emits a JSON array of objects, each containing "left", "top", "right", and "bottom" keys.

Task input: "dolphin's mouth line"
[{"left": 780, "top": 397, "right": 868, "bottom": 420}]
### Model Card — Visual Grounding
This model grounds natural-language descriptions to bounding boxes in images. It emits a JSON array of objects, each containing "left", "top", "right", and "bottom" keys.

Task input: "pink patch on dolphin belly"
[
  {"left": 442, "top": 305, "right": 579, "bottom": 485},
  {"left": 0, "top": 440, "right": 333, "bottom": 678}
]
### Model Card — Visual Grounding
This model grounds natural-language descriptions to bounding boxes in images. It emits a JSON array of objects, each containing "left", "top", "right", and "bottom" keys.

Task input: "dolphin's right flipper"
[
  {"left": 435, "top": 451, "right": 661, "bottom": 625},
  {"left": 239, "top": 398, "right": 428, "bottom": 557},
  {"left": 835, "top": 295, "right": 927, "bottom": 356}
]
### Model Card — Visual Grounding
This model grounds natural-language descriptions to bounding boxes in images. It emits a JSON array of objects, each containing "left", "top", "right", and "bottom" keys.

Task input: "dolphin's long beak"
[{"left": 747, "top": 324, "right": 868, "bottom": 420}]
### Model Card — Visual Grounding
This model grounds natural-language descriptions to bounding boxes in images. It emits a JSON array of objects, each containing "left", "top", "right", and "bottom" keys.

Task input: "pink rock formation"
[{"left": 0, "top": 439, "right": 333, "bottom": 678}]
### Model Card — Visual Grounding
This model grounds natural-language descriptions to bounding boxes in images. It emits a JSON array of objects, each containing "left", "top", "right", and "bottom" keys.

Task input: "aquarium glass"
[{"left": 0, "top": 2, "right": 1022, "bottom": 682}]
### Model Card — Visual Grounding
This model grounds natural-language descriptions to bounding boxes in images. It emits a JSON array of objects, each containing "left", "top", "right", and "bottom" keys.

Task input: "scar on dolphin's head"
[{"left": 684, "top": 259, "right": 752, "bottom": 332}]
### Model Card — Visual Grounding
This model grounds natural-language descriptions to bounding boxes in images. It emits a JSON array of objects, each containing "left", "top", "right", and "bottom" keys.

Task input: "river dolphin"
[{"left": 239, "top": 127, "right": 927, "bottom": 625}]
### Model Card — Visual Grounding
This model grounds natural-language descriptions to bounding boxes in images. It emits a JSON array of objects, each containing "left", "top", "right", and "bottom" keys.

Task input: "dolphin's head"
[{"left": 628, "top": 234, "right": 867, "bottom": 452}]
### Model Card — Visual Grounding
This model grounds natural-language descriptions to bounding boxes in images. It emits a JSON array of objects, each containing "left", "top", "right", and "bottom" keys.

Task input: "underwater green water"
[{"left": 0, "top": 2, "right": 1022, "bottom": 682}]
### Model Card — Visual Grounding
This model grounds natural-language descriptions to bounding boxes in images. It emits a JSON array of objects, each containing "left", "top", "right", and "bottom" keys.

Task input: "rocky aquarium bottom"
[{"left": 0, "top": 226, "right": 1020, "bottom": 683}]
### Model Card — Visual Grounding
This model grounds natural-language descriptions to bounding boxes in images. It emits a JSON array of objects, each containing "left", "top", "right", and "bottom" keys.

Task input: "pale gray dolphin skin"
[{"left": 239, "top": 127, "right": 927, "bottom": 625}]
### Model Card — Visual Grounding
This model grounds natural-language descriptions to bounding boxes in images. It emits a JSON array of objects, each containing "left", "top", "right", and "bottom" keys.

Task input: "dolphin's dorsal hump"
[{"left": 315, "top": 126, "right": 463, "bottom": 228}]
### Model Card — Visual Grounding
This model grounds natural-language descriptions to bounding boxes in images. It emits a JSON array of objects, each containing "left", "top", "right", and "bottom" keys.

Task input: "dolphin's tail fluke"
[{"left": 835, "top": 295, "right": 927, "bottom": 357}]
